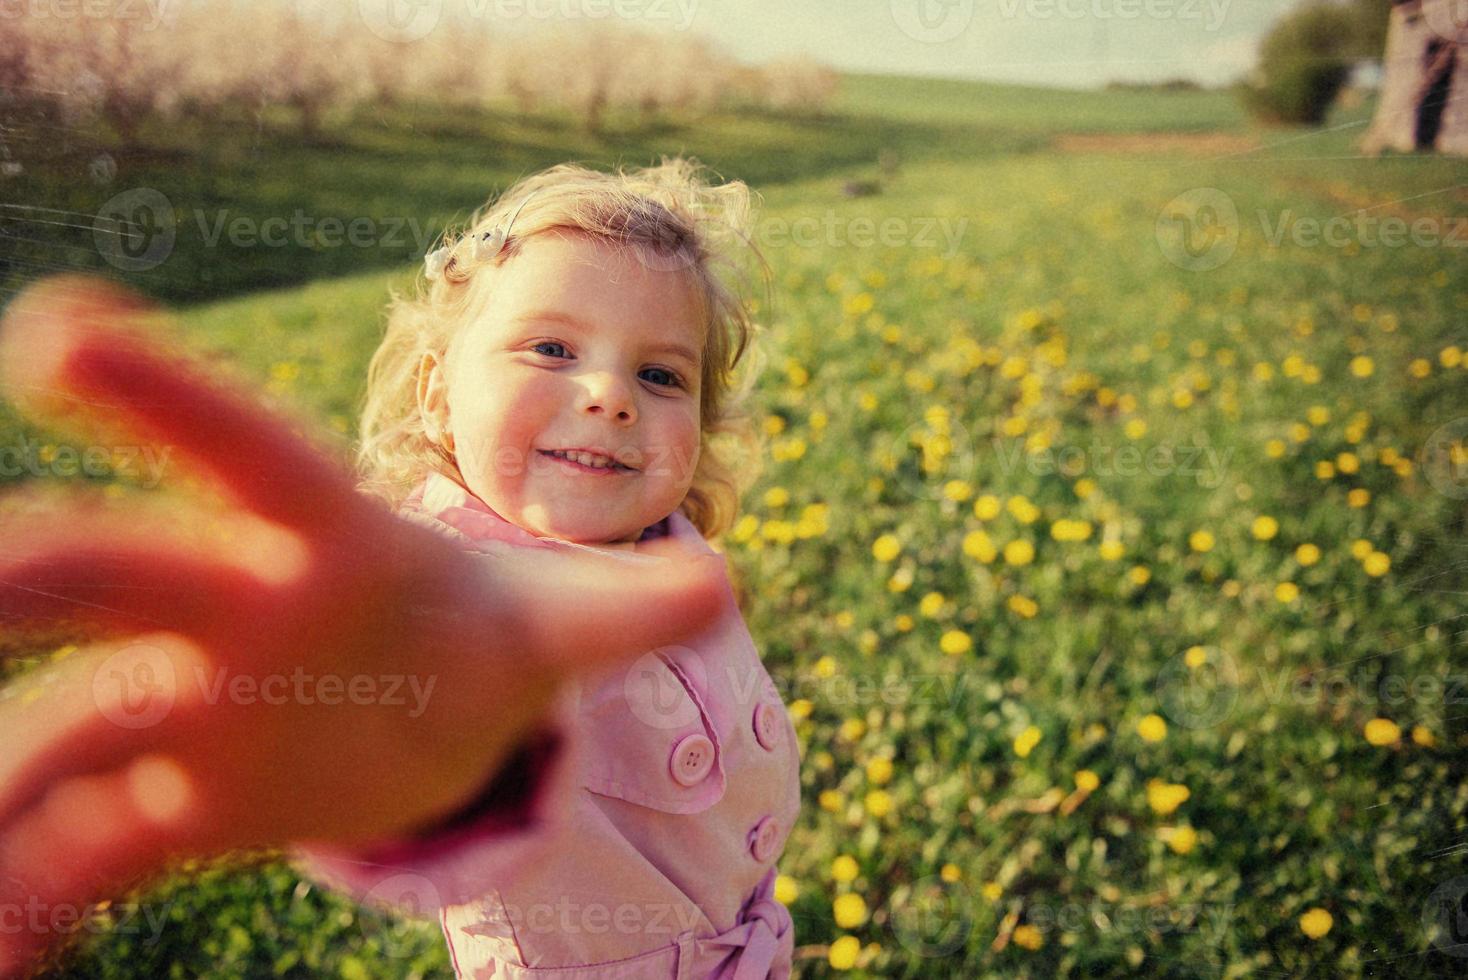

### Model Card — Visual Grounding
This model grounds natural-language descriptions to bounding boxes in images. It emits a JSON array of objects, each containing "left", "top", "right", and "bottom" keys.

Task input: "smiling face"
[{"left": 418, "top": 230, "right": 706, "bottom": 545}]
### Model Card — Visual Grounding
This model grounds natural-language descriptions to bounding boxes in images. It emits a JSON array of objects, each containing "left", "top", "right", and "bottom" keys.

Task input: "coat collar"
[{"left": 402, "top": 470, "right": 711, "bottom": 559}]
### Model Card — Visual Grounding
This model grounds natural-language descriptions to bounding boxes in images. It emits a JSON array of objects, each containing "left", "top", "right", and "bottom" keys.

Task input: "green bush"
[{"left": 1239, "top": 2, "right": 1357, "bottom": 125}]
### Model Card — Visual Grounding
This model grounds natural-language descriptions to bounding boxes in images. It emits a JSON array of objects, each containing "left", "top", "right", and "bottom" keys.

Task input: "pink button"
[
  {"left": 669, "top": 732, "right": 715, "bottom": 786},
  {"left": 749, "top": 815, "right": 780, "bottom": 862},
  {"left": 753, "top": 703, "right": 781, "bottom": 751}
]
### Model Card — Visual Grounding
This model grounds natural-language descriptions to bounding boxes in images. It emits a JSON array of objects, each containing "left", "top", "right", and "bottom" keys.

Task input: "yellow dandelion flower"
[
  {"left": 1251, "top": 516, "right": 1278, "bottom": 541},
  {"left": 1336, "top": 452, "right": 1360, "bottom": 474},
  {"left": 940, "top": 863, "right": 961, "bottom": 884},
  {"left": 1012, "top": 924, "right": 1044, "bottom": 950},
  {"left": 940, "top": 630, "right": 972, "bottom": 656},
  {"left": 871, "top": 534, "right": 901, "bottom": 563},
  {"left": 866, "top": 757, "right": 894, "bottom": 785},
  {"left": 864, "top": 789, "right": 892, "bottom": 818},
  {"left": 894, "top": 613, "right": 914, "bottom": 631},
  {"left": 1441, "top": 345, "right": 1463, "bottom": 369},
  {"left": 1136, "top": 714, "right": 1168, "bottom": 743},
  {"left": 1408, "top": 358, "right": 1431, "bottom": 379},
  {"left": 828, "top": 934, "right": 861, "bottom": 970},
  {"left": 1124, "top": 418, "right": 1148, "bottom": 440},
  {"left": 774, "top": 874, "right": 799, "bottom": 905},
  {"left": 1004, "top": 539, "right": 1036, "bottom": 565},
  {"left": 1189, "top": 530, "right": 1215, "bottom": 553},
  {"left": 963, "top": 530, "right": 997, "bottom": 563},
  {"left": 1306, "top": 405, "right": 1330, "bottom": 426},
  {"left": 973, "top": 494, "right": 1002, "bottom": 520},
  {"left": 1363, "top": 551, "right": 1390, "bottom": 577},
  {"left": 789, "top": 699, "right": 813, "bottom": 721},
  {"left": 1128, "top": 565, "right": 1151, "bottom": 586},
  {"left": 1292, "top": 544, "right": 1319, "bottom": 568},
  {"left": 1099, "top": 540, "right": 1126, "bottom": 561},
  {"left": 763, "top": 415, "right": 786, "bottom": 436},
  {"left": 841, "top": 718, "right": 866, "bottom": 741},
  {"left": 943, "top": 479, "right": 973, "bottom": 502},
  {"left": 1350, "top": 538, "right": 1374, "bottom": 560},
  {"left": 1013, "top": 725, "right": 1042, "bottom": 758},
  {"left": 1347, "top": 488, "right": 1370, "bottom": 508},
  {"left": 1315, "top": 460, "right": 1336, "bottom": 480},
  {"left": 1349, "top": 355, "right": 1374, "bottom": 378},
  {"left": 1265, "top": 438, "right": 1286, "bottom": 459},
  {"left": 1275, "top": 581, "right": 1300, "bottom": 603},
  {"left": 1163, "top": 825, "right": 1198, "bottom": 855},
  {"left": 1007, "top": 495, "right": 1041, "bottom": 524},
  {"left": 1074, "top": 478, "right": 1097, "bottom": 499},
  {"left": 1007, "top": 595, "right": 1039, "bottom": 618},
  {"left": 1146, "top": 779, "right": 1190, "bottom": 815},
  {"left": 1184, "top": 646, "right": 1208, "bottom": 669},
  {"left": 819, "top": 790, "right": 845, "bottom": 812},
  {"left": 763, "top": 486, "right": 790, "bottom": 508},
  {"left": 1412, "top": 725, "right": 1436, "bottom": 747},
  {"left": 1075, "top": 770, "right": 1100, "bottom": 792},
  {"left": 832, "top": 855, "right": 859, "bottom": 883},
  {"left": 1364, "top": 718, "right": 1401, "bottom": 745},
  {"left": 919, "top": 591, "right": 945, "bottom": 617},
  {"left": 1299, "top": 908, "right": 1332, "bottom": 939}
]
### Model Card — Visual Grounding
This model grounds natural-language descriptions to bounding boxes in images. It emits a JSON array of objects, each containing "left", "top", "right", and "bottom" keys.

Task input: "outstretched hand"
[{"left": 0, "top": 276, "right": 727, "bottom": 976}]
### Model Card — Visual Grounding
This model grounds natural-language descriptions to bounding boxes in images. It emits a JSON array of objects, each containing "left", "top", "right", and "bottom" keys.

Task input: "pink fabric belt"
[{"left": 702, "top": 874, "right": 793, "bottom": 980}]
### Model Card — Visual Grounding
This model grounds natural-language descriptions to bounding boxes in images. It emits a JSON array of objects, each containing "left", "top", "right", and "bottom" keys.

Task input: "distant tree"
[{"left": 1238, "top": 0, "right": 1358, "bottom": 124}]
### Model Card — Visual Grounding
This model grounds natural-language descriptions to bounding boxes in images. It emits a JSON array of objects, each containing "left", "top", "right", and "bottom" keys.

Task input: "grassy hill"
[{"left": 3, "top": 71, "right": 1466, "bottom": 978}]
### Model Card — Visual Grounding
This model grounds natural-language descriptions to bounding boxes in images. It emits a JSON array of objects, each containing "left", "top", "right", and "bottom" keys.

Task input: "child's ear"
[{"left": 417, "top": 351, "right": 454, "bottom": 452}]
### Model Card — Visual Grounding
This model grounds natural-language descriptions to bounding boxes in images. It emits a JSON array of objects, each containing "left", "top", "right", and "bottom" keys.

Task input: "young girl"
[{"left": 289, "top": 158, "right": 803, "bottom": 978}]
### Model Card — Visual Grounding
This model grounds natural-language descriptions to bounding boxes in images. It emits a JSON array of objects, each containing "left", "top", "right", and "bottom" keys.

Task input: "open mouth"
[{"left": 538, "top": 448, "right": 636, "bottom": 473}]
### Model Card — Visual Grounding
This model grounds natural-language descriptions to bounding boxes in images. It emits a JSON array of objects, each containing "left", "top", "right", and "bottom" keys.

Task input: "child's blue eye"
[
  {"left": 640, "top": 367, "right": 681, "bottom": 388},
  {"left": 531, "top": 342, "right": 569, "bottom": 358}
]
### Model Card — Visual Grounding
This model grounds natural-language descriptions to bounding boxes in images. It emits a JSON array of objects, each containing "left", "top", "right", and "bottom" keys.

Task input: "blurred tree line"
[{"left": 1239, "top": 0, "right": 1395, "bottom": 124}]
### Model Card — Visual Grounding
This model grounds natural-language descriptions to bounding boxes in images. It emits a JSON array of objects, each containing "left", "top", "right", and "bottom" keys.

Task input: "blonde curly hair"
[{"left": 355, "top": 157, "right": 770, "bottom": 542}]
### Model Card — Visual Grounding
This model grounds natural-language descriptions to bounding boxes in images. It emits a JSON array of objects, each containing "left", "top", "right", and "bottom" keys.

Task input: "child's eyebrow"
[{"left": 514, "top": 309, "right": 701, "bottom": 369}]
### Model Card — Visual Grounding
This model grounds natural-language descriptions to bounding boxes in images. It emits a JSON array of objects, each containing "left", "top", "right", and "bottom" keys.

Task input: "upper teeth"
[{"left": 549, "top": 449, "right": 620, "bottom": 469}]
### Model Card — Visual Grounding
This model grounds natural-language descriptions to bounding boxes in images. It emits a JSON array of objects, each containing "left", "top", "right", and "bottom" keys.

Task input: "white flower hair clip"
[{"left": 424, "top": 192, "right": 537, "bottom": 282}]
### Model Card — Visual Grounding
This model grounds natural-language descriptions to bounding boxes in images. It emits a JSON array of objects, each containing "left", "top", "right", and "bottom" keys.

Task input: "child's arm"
[{"left": 0, "top": 276, "right": 727, "bottom": 977}]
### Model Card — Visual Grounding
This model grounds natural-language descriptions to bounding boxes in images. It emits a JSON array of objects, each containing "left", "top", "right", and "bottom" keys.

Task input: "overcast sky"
[
  {"left": 333, "top": 0, "right": 1300, "bottom": 90},
  {"left": 694, "top": 0, "right": 1288, "bottom": 89},
  {"left": 515, "top": 0, "right": 1289, "bottom": 89}
]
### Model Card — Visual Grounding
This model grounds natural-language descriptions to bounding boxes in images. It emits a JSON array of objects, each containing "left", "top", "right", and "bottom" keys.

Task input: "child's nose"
[{"left": 578, "top": 372, "right": 636, "bottom": 424}]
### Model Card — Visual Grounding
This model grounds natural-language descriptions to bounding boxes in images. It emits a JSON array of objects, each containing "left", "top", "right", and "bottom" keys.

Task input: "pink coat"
[{"left": 292, "top": 470, "right": 803, "bottom": 978}]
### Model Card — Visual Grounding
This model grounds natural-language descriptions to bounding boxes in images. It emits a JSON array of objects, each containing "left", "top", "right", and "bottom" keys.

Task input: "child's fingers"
[
  {"left": 0, "top": 750, "right": 214, "bottom": 978},
  {"left": 0, "top": 275, "right": 364, "bottom": 532},
  {"left": 0, "top": 634, "right": 213, "bottom": 866},
  {"left": 469, "top": 544, "right": 730, "bottom": 676},
  {"left": 0, "top": 500, "right": 298, "bottom": 645}
]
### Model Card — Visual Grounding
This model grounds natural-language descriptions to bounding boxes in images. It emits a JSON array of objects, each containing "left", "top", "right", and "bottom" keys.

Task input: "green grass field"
[{"left": 3, "top": 72, "right": 1467, "bottom": 978}]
